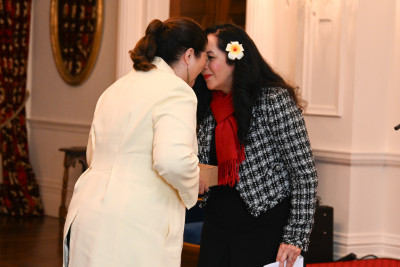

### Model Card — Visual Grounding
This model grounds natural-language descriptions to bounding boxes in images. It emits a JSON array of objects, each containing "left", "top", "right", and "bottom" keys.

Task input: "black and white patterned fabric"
[{"left": 197, "top": 87, "right": 318, "bottom": 250}]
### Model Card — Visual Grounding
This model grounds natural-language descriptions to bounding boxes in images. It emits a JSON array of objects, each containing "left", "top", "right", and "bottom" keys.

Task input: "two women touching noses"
[{"left": 62, "top": 17, "right": 317, "bottom": 267}]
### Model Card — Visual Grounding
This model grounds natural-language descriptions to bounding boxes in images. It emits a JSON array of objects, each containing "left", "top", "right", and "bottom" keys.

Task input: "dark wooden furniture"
[
  {"left": 182, "top": 242, "right": 200, "bottom": 267},
  {"left": 181, "top": 199, "right": 203, "bottom": 267},
  {"left": 304, "top": 205, "right": 334, "bottom": 263},
  {"left": 170, "top": 0, "right": 247, "bottom": 29},
  {"left": 59, "top": 147, "right": 87, "bottom": 220}
]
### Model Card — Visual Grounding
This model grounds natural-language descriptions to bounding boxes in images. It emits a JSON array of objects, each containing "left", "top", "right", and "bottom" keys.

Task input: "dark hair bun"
[
  {"left": 130, "top": 17, "right": 207, "bottom": 72},
  {"left": 145, "top": 19, "right": 165, "bottom": 37}
]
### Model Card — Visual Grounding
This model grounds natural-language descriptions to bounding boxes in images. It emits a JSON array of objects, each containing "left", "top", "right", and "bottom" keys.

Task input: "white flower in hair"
[{"left": 225, "top": 41, "right": 244, "bottom": 60}]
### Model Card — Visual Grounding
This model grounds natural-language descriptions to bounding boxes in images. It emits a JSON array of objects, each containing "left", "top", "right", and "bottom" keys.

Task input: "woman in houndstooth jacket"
[{"left": 194, "top": 24, "right": 318, "bottom": 267}]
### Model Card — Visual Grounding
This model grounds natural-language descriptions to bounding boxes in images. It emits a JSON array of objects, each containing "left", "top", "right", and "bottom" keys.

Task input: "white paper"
[{"left": 263, "top": 255, "right": 303, "bottom": 267}]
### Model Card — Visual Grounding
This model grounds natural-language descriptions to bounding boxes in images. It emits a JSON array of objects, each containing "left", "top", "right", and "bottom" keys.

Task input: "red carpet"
[{"left": 308, "top": 259, "right": 400, "bottom": 267}]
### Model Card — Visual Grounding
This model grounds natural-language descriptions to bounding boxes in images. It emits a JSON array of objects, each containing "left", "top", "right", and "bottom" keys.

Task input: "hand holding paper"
[{"left": 263, "top": 255, "right": 304, "bottom": 267}]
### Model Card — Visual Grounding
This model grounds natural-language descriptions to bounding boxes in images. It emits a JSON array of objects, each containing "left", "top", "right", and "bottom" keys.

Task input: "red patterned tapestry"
[{"left": 0, "top": 0, "right": 43, "bottom": 215}]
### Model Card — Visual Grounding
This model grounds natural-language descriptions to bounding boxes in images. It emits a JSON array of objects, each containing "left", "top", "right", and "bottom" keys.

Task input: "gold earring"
[{"left": 187, "top": 67, "right": 190, "bottom": 84}]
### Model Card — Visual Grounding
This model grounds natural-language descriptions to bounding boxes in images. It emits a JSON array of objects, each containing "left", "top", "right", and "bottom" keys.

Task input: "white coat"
[{"left": 63, "top": 57, "right": 200, "bottom": 267}]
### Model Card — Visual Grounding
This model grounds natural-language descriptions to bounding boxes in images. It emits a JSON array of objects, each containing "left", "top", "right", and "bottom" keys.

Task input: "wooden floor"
[
  {"left": 0, "top": 215, "right": 200, "bottom": 267},
  {"left": 0, "top": 215, "right": 63, "bottom": 267}
]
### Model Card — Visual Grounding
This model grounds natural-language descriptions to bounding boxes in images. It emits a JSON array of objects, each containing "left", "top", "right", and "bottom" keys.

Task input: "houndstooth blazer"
[{"left": 197, "top": 87, "right": 318, "bottom": 250}]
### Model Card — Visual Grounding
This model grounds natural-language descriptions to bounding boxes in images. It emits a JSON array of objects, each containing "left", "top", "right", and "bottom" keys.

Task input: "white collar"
[{"left": 152, "top": 56, "right": 175, "bottom": 75}]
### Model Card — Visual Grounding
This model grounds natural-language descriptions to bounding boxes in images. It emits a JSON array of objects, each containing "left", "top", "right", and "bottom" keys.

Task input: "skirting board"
[
  {"left": 312, "top": 149, "right": 400, "bottom": 167},
  {"left": 28, "top": 117, "right": 90, "bottom": 134},
  {"left": 334, "top": 232, "right": 400, "bottom": 260},
  {"left": 38, "top": 179, "right": 64, "bottom": 218}
]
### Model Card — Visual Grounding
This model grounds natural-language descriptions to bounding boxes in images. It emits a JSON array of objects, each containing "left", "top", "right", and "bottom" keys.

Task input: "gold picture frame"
[{"left": 50, "top": 0, "right": 103, "bottom": 86}]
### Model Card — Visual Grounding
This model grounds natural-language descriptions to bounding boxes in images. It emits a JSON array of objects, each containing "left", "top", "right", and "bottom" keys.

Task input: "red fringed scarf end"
[
  {"left": 211, "top": 91, "right": 246, "bottom": 187},
  {"left": 217, "top": 143, "right": 245, "bottom": 187},
  {"left": 218, "top": 159, "right": 236, "bottom": 186}
]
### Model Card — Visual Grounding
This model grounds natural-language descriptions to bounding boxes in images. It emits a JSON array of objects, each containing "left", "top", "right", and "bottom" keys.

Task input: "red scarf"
[{"left": 210, "top": 91, "right": 245, "bottom": 187}]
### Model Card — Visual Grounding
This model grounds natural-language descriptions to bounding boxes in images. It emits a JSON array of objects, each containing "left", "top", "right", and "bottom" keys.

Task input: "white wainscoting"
[
  {"left": 28, "top": 118, "right": 90, "bottom": 217},
  {"left": 334, "top": 232, "right": 400, "bottom": 259},
  {"left": 246, "top": 0, "right": 353, "bottom": 117},
  {"left": 296, "top": 0, "right": 345, "bottom": 117},
  {"left": 313, "top": 149, "right": 400, "bottom": 167},
  {"left": 28, "top": 117, "right": 90, "bottom": 134},
  {"left": 313, "top": 148, "right": 400, "bottom": 259}
]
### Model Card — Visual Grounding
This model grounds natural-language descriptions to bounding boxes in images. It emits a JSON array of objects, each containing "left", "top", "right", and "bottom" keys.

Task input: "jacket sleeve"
[
  {"left": 267, "top": 88, "right": 318, "bottom": 251},
  {"left": 152, "top": 84, "right": 200, "bottom": 209}
]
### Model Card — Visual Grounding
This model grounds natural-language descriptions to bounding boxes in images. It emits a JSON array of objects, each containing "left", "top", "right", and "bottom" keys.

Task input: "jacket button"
[{"left": 274, "top": 165, "right": 281, "bottom": 171}]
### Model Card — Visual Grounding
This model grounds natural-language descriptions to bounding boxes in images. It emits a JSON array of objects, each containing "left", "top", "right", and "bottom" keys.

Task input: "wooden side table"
[{"left": 59, "top": 147, "right": 88, "bottom": 221}]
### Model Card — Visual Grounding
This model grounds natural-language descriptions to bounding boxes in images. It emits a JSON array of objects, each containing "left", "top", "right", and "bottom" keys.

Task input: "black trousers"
[{"left": 198, "top": 186, "right": 290, "bottom": 267}]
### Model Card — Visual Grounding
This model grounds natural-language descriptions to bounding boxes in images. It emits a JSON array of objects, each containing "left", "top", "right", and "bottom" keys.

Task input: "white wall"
[
  {"left": 116, "top": 0, "right": 170, "bottom": 79},
  {"left": 28, "top": 0, "right": 119, "bottom": 217},
  {"left": 345, "top": 0, "right": 400, "bottom": 259},
  {"left": 245, "top": 0, "right": 299, "bottom": 83},
  {"left": 246, "top": 0, "right": 400, "bottom": 259}
]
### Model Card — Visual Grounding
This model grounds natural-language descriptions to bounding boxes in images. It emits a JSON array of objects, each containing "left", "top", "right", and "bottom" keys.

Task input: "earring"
[{"left": 187, "top": 67, "right": 190, "bottom": 84}]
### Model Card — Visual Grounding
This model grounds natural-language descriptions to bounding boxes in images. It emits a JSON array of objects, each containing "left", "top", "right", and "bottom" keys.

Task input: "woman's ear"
[{"left": 183, "top": 48, "right": 195, "bottom": 66}]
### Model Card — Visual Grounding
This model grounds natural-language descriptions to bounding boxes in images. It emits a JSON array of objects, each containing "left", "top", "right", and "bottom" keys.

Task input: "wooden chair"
[
  {"left": 181, "top": 242, "right": 200, "bottom": 267},
  {"left": 181, "top": 199, "right": 204, "bottom": 267}
]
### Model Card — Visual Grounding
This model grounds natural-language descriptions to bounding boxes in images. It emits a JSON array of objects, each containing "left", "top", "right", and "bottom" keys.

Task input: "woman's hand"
[
  {"left": 198, "top": 174, "right": 209, "bottom": 195},
  {"left": 276, "top": 243, "right": 301, "bottom": 267}
]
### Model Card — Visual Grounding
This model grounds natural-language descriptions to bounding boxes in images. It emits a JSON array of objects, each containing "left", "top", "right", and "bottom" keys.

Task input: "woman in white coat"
[{"left": 63, "top": 18, "right": 208, "bottom": 267}]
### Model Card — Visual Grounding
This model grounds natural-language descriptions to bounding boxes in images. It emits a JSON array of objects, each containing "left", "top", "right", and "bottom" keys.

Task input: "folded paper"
[{"left": 263, "top": 255, "right": 304, "bottom": 267}]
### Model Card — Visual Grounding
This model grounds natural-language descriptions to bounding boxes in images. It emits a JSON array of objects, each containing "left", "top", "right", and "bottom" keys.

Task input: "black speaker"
[{"left": 303, "top": 205, "right": 334, "bottom": 263}]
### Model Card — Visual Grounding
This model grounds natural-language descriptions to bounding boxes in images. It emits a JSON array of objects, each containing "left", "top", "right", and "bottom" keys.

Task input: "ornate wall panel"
[{"left": 298, "top": 0, "right": 343, "bottom": 116}]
